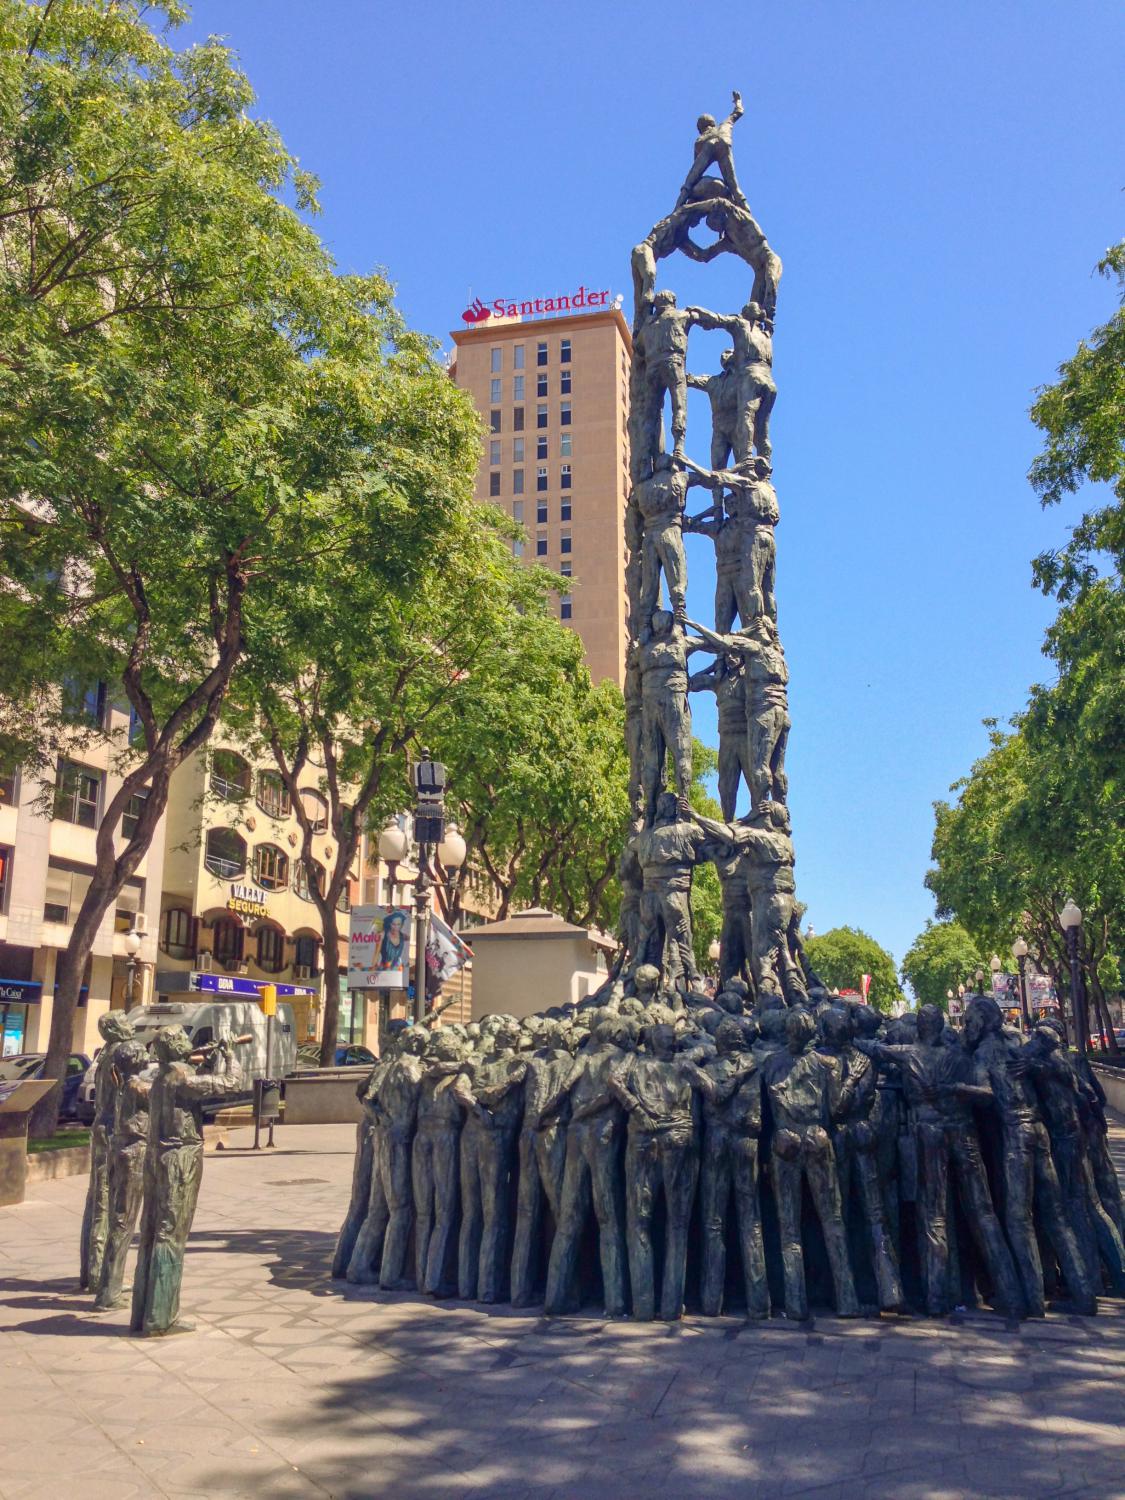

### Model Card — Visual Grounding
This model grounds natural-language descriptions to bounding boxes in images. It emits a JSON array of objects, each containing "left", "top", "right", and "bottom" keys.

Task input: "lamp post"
[
  {"left": 1011, "top": 936, "right": 1031, "bottom": 1033},
  {"left": 410, "top": 752, "right": 456, "bottom": 1026},
  {"left": 377, "top": 821, "right": 410, "bottom": 905},
  {"left": 1060, "top": 899, "right": 1088, "bottom": 1055},
  {"left": 123, "top": 927, "right": 142, "bottom": 1011}
]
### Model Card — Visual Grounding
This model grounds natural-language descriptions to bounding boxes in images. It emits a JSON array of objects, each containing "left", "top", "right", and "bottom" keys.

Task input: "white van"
[{"left": 76, "top": 999, "right": 296, "bottom": 1121}]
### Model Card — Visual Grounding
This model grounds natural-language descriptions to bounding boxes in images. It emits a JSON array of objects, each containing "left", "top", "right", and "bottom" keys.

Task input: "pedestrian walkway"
[{"left": 3, "top": 1121, "right": 1125, "bottom": 1500}]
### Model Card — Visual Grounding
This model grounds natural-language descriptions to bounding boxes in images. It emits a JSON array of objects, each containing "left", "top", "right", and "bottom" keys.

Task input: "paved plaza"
[{"left": 3, "top": 1123, "right": 1125, "bottom": 1500}]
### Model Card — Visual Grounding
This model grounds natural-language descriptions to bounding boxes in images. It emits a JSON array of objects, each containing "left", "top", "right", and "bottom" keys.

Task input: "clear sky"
[{"left": 178, "top": 0, "right": 1123, "bottom": 971}]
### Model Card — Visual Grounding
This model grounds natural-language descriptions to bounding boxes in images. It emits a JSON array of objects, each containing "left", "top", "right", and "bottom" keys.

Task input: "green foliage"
[
  {"left": 685, "top": 739, "right": 724, "bottom": 971},
  {"left": 900, "top": 920, "right": 983, "bottom": 1009},
  {"left": 803, "top": 926, "right": 904, "bottom": 1013}
]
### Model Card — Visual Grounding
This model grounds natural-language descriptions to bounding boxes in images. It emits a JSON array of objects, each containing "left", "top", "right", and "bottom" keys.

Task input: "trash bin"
[
  {"left": 254, "top": 1078, "right": 281, "bottom": 1121},
  {"left": 0, "top": 1079, "right": 57, "bottom": 1207}
]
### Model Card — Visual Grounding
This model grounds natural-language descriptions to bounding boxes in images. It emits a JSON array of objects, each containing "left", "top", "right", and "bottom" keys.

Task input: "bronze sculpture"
[
  {"left": 93, "top": 1039, "right": 150, "bottom": 1312},
  {"left": 453, "top": 1017, "right": 525, "bottom": 1302},
  {"left": 80, "top": 1011, "right": 135, "bottom": 1291},
  {"left": 412, "top": 1029, "right": 465, "bottom": 1296}
]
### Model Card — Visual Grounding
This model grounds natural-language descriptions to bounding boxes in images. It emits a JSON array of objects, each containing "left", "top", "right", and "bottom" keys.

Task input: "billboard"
[{"left": 348, "top": 905, "right": 412, "bottom": 990}]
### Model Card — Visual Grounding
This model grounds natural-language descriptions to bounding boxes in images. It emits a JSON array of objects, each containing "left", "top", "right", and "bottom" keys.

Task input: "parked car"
[
  {"left": 0, "top": 1052, "right": 92, "bottom": 1121},
  {"left": 296, "top": 1042, "right": 378, "bottom": 1069},
  {"left": 1090, "top": 1028, "right": 1125, "bottom": 1050}
]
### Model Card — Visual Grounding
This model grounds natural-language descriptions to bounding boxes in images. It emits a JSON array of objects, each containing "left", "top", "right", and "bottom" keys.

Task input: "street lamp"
[
  {"left": 410, "top": 751, "right": 452, "bottom": 1025},
  {"left": 1011, "top": 936, "right": 1031, "bottom": 1032},
  {"left": 378, "top": 820, "right": 410, "bottom": 903},
  {"left": 1060, "top": 899, "right": 1088, "bottom": 1054},
  {"left": 123, "top": 927, "right": 142, "bottom": 1010}
]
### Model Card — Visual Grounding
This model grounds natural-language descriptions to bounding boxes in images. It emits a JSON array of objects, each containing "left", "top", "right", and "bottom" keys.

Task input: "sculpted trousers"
[
  {"left": 717, "top": 731, "right": 753, "bottom": 822},
  {"left": 916, "top": 1122, "right": 1021, "bottom": 1316},
  {"left": 80, "top": 1123, "right": 111, "bottom": 1290},
  {"left": 459, "top": 1120, "right": 517, "bottom": 1303},
  {"left": 1053, "top": 1128, "right": 1125, "bottom": 1294},
  {"left": 332, "top": 1119, "right": 375, "bottom": 1278},
  {"left": 771, "top": 1128, "right": 859, "bottom": 1321},
  {"left": 749, "top": 704, "right": 789, "bottom": 807},
  {"left": 1085, "top": 1117, "right": 1125, "bottom": 1239},
  {"left": 377, "top": 1127, "right": 416, "bottom": 1289},
  {"left": 837, "top": 1132, "right": 904, "bottom": 1311},
  {"left": 412, "top": 1122, "right": 461, "bottom": 1296},
  {"left": 638, "top": 887, "right": 697, "bottom": 990},
  {"left": 346, "top": 1127, "right": 390, "bottom": 1284},
  {"left": 641, "top": 689, "right": 693, "bottom": 821},
  {"left": 625, "top": 1126, "right": 698, "bottom": 1322},
  {"left": 130, "top": 1143, "right": 203, "bottom": 1334},
  {"left": 718, "top": 898, "right": 753, "bottom": 989},
  {"left": 700, "top": 1128, "right": 768, "bottom": 1317},
  {"left": 511, "top": 1122, "right": 567, "bottom": 1308},
  {"left": 94, "top": 1140, "right": 146, "bottom": 1311},
  {"left": 640, "top": 522, "right": 688, "bottom": 621},
  {"left": 1002, "top": 1117, "right": 1096, "bottom": 1316},
  {"left": 545, "top": 1121, "right": 627, "bottom": 1317}
]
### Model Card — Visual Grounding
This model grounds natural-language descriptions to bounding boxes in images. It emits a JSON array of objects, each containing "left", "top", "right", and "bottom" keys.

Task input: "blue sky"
[{"left": 178, "top": 0, "right": 1123, "bottom": 972}]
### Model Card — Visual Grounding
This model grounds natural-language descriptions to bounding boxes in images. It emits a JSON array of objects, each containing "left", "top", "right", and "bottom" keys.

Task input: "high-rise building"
[{"left": 451, "top": 294, "right": 632, "bottom": 686}]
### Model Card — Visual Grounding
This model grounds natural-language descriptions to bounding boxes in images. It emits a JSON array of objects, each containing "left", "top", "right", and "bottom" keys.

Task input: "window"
[
  {"left": 61, "top": 676, "right": 107, "bottom": 728},
  {"left": 560, "top": 560, "right": 573, "bottom": 577},
  {"left": 490, "top": 409, "right": 501, "bottom": 434},
  {"left": 537, "top": 404, "right": 548, "bottom": 429},
  {"left": 537, "top": 373, "right": 548, "bottom": 397},
  {"left": 561, "top": 598, "right": 573, "bottom": 621},
  {"left": 211, "top": 916, "right": 243, "bottom": 965},
  {"left": 561, "top": 464, "right": 572, "bottom": 490},
  {"left": 294, "top": 859, "right": 325, "bottom": 902},
  {"left": 211, "top": 749, "right": 250, "bottom": 801},
  {"left": 513, "top": 345, "right": 525, "bottom": 370},
  {"left": 512, "top": 538, "right": 524, "bottom": 558},
  {"left": 127, "top": 706, "right": 143, "bottom": 746},
  {"left": 121, "top": 789, "right": 147, "bottom": 840},
  {"left": 537, "top": 466, "right": 548, "bottom": 492},
  {"left": 160, "top": 907, "right": 194, "bottom": 960},
  {"left": 256, "top": 924, "right": 285, "bottom": 973},
  {"left": 513, "top": 437, "right": 524, "bottom": 462},
  {"left": 490, "top": 377, "right": 501, "bottom": 403},
  {"left": 512, "top": 469, "right": 524, "bottom": 495},
  {"left": 513, "top": 406, "right": 524, "bottom": 431},
  {"left": 0, "top": 847, "right": 10, "bottom": 914},
  {"left": 54, "top": 760, "right": 101, "bottom": 828},
  {"left": 561, "top": 498, "right": 572, "bottom": 522},
  {"left": 537, "top": 341, "right": 548, "bottom": 366},
  {"left": 560, "top": 401, "right": 572, "bottom": 426},
  {"left": 536, "top": 535, "right": 548, "bottom": 557},
  {"left": 337, "top": 885, "right": 351, "bottom": 914},
  {"left": 537, "top": 501, "right": 548, "bottom": 524},
  {"left": 0, "top": 770, "right": 17, "bottom": 807},
  {"left": 561, "top": 368, "right": 572, "bottom": 394},
  {"left": 204, "top": 827, "right": 246, "bottom": 880},
  {"left": 561, "top": 533, "right": 572, "bottom": 555},
  {"left": 489, "top": 471, "right": 501, "bottom": 497},
  {"left": 294, "top": 934, "right": 320, "bottom": 974},
  {"left": 512, "top": 500, "right": 524, "bottom": 524},
  {"left": 490, "top": 348, "right": 501, "bottom": 373},
  {"left": 561, "top": 338, "right": 571, "bottom": 363},
  {"left": 254, "top": 843, "right": 289, "bottom": 891},
  {"left": 299, "top": 787, "right": 329, "bottom": 833},
  {"left": 513, "top": 375, "right": 524, "bottom": 401},
  {"left": 560, "top": 433, "right": 572, "bottom": 457},
  {"left": 257, "top": 771, "right": 290, "bottom": 820},
  {"left": 489, "top": 439, "right": 501, "bottom": 466},
  {"left": 537, "top": 436, "right": 548, "bottom": 460}
]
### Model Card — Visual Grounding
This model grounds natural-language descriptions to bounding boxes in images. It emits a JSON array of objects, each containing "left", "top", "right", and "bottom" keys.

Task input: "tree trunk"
[{"left": 318, "top": 899, "right": 342, "bottom": 1068}]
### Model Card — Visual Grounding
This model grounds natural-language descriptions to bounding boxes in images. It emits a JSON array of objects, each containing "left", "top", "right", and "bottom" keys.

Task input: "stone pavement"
[{"left": 3, "top": 1123, "right": 1125, "bottom": 1500}]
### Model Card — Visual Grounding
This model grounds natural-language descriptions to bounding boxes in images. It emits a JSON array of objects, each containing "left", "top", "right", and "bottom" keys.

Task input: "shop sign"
[
  {"left": 189, "top": 972, "right": 315, "bottom": 999},
  {"left": 0, "top": 979, "right": 42, "bottom": 1004},
  {"left": 462, "top": 284, "right": 612, "bottom": 325},
  {"left": 227, "top": 883, "right": 270, "bottom": 919}
]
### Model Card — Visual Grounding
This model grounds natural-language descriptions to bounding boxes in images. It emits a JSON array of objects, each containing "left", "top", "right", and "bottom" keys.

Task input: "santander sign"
[{"left": 462, "top": 285, "right": 612, "bottom": 324}]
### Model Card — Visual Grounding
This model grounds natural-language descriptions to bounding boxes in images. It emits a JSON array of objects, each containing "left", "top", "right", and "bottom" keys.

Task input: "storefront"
[{"left": 0, "top": 978, "right": 42, "bottom": 1056}]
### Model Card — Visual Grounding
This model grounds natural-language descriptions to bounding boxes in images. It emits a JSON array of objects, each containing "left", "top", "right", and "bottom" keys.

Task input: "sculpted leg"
[
  {"left": 625, "top": 1132, "right": 659, "bottom": 1320},
  {"left": 94, "top": 1144, "right": 145, "bottom": 1311},
  {"left": 717, "top": 743, "right": 742, "bottom": 822},
  {"left": 333, "top": 1120, "right": 375, "bottom": 1279},
  {"left": 660, "top": 1138, "right": 699, "bottom": 1321},
  {"left": 805, "top": 1135, "right": 860, "bottom": 1316},
  {"left": 699, "top": 1132, "right": 731, "bottom": 1315},
  {"left": 511, "top": 1129, "right": 542, "bottom": 1308},
  {"left": 142, "top": 1144, "right": 203, "bottom": 1334},
  {"left": 346, "top": 1134, "right": 390, "bottom": 1284},
  {"left": 1031, "top": 1126, "right": 1096, "bottom": 1314},
  {"left": 537, "top": 1122, "right": 567, "bottom": 1221},
  {"left": 458, "top": 1128, "right": 484, "bottom": 1301},
  {"left": 733, "top": 1136, "right": 770, "bottom": 1318},
  {"left": 948, "top": 1131, "right": 1023, "bottom": 1316},
  {"left": 424, "top": 1128, "right": 461, "bottom": 1297},
  {"left": 855, "top": 1146, "right": 904, "bottom": 1310},
  {"left": 917, "top": 1123, "right": 950, "bottom": 1315},
  {"left": 545, "top": 1139, "right": 591, "bottom": 1315},
  {"left": 378, "top": 1132, "right": 415, "bottom": 1289},
  {"left": 773, "top": 1150, "right": 807, "bottom": 1320},
  {"left": 129, "top": 1158, "right": 158, "bottom": 1333},
  {"left": 590, "top": 1133, "right": 628, "bottom": 1317},
  {"left": 81, "top": 1124, "right": 111, "bottom": 1290},
  {"left": 412, "top": 1133, "right": 434, "bottom": 1291},
  {"left": 477, "top": 1129, "right": 516, "bottom": 1303},
  {"left": 1002, "top": 1127, "right": 1046, "bottom": 1317}
]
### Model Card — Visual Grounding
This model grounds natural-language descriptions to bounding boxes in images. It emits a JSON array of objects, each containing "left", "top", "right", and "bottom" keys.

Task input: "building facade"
[
  {"left": 0, "top": 688, "right": 166, "bottom": 1058},
  {"left": 451, "top": 302, "right": 632, "bottom": 687}
]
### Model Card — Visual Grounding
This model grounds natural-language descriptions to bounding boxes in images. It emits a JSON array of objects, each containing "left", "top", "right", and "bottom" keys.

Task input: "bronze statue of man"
[
  {"left": 690, "top": 200, "right": 783, "bottom": 327},
  {"left": 544, "top": 1017, "right": 631, "bottom": 1316},
  {"left": 511, "top": 1020, "right": 579, "bottom": 1307},
  {"left": 631, "top": 291, "right": 704, "bottom": 467},
  {"left": 80, "top": 1011, "right": 135, "bottom": 1291},
  {"left": 453, "top": 1017, "right": 525, "bottom": 1303},
  {"left": 684, "top": 1017, "right": 769, "bottom": 1317},
  {"left": 688, "top": 650, "right": 750, "bottom": 820},
  {"left": 130, "top": 1026, "right": 245, "bottom": 1336},
  {"left": 93, "top": 1039, "right": 150, "bottom": 1312},
  {"left": 632, "top": 454, "right": 711, "bottom": 624},
  {"left": 763, "top": 1008, "right": 860, "bottom": 1320},
  {"left": 684, "top": 457, "right": 778, "bottom": 629},
  {"left": 637, "top": 610, "right": 705, "bottom": 823},
  {"left": 674, "top": 91, "right": 748, "bottom": 211},
  {"left": 689, "top": 615, "right": 789, "bottom": 809},
  {"left": 412, "top": 1029, "right": 465, "bottom": 1296},
  {"left": 688, "top": 302, "right": 775, "bottom": 462},
  {"left": 332, "top": 1049, "right": 393, "bottom": 1279},
  {"left": 687, "top": 353, "right": 739, "bottom": 476},
  {"left": 347, "top": 1028, "right": 427, "bottom": 1287},
  {"left": 962, "top": 995, "right": 1096, "bottom": 1316}
]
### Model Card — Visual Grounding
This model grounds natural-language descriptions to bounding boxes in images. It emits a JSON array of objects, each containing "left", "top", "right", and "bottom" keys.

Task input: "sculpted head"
[
  {"left": 402, "top": 1026, "right": 428, "bottom": 1057},
  {"left": 653, "top": 289, "right": 677, "bottom": 312},
  {"left": 784, "top": 1007, "right": 815, "bottom": 1055},
  {"left": 153, "top": 1025, "right": 193, "bottom": 1065},
  {"left": 757, "top": 1005, "right": 788, "bottom": 1046},
  {"left": 99, "top": 1012, "right": 134, "bottom": 1044},
  {"left": 963, "top": 995, "right": 1002, "bottom": 1049},
  {"left": 851, "top": 1004, "right": 882, "bottom": 1040},
  {"left": 716, "top": 1017, "right": 749, "bottom": 1055},
  {"left": 720, "top": 348, "right": 734, "bottom": 370},
  {"left": 428, "top": 1030, "right": 462, "bottom": 1065},
  {"left": 820, "top": 1004, "right": 853, "bottom": 1049},
  {"left": 741, "top": 300, "right": 764, "bottom": 323},
  {"left": 697, "top": 113, "right": 717, "bottom": 131},
  {"left": 645, "top": 1023, "right": 677, "bottom": 1060},
  {"left": 650, "top": 608, "right": 674, "bottom": 638},
  {"left": 634, "top": 963, "right": 661, "bottom": 1003},
  {"left": 653, "top": 452, "right": 674, "bottom": 474},
  {"left": 654, "top": 791, "right": 680, "bottom": 826},
  {"left": 916, "top": 1004, "right": 945, "bottom": 1045},
  {"left": 114, "top": 1039, "right": 149, "bottom": 1077},
  {"left": 1034, "top": 1017, "right": 1065, "bottom": 1051}
]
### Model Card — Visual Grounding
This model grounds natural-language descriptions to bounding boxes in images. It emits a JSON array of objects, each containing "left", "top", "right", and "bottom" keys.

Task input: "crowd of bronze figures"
[{"left": 332, "top": 989, "right": 1125, "bottom": 1322}]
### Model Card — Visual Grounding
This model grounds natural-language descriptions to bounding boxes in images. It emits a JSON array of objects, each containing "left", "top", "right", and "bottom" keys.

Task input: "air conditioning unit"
[
  {"left": 132, "top": 912, "right": 147, "bottom": 935},
  {"left": 235, "top": 961, "right": 249, "bottom": 976},
  {"left": 293, "top": 964, "right": 313, "bottom": 980},
  {"left": 196, "top": 952, "right": 213, "bottom": 972}
]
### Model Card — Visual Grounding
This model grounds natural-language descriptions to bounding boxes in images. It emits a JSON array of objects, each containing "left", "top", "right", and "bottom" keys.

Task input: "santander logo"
[{"left": 461, "top": 285, "right": 613, "bottom": 325}]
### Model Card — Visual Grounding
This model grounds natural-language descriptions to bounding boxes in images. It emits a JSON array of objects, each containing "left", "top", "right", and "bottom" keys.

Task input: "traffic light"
[{"left": 259, "top": 984, "right": 277, "bottom": 1016}]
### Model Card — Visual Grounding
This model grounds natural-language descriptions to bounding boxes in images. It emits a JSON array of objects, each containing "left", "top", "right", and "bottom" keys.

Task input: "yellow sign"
[
  {"left": 227, "top": 883, "right": 270, "bottom": 920},
  {"left": 259, "top": 984, "right": 277, "bottom": 1016}
]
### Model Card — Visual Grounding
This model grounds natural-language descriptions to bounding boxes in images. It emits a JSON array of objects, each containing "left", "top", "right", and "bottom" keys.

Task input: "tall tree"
[
  {"left": 0, "top": 1, "right": 479, "bottom": 1128},
  {"left": 803, "top": 926, "right": 904, "bottom": 1013},
  {"left": 900, "top": 920, "right": 983, "bottom": 1009}
]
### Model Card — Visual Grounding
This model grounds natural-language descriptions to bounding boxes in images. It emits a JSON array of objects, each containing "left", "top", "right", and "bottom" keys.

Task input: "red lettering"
[
  {"left": 573, "top": 285, "right": 586, "bottom": 308},
  {"left": 520, "top": 301, "right": 533, "bottom": 315},
  {"left": 533, "top": 299, "right": 544, "bottom": 312},
  {"left": 506, "top": 302, "right": 517, "bottom": 316},
  {"left": 599, "top": 290, "right": 609, "bottom": 304},
  {"left": 492, "top": 298, "right": 506, "bottom": 317}
]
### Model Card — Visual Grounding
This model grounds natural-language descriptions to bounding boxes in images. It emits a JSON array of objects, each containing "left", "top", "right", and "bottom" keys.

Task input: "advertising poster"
[{"left": 348, "top": 905, "right": 412, "bottom": 990}]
